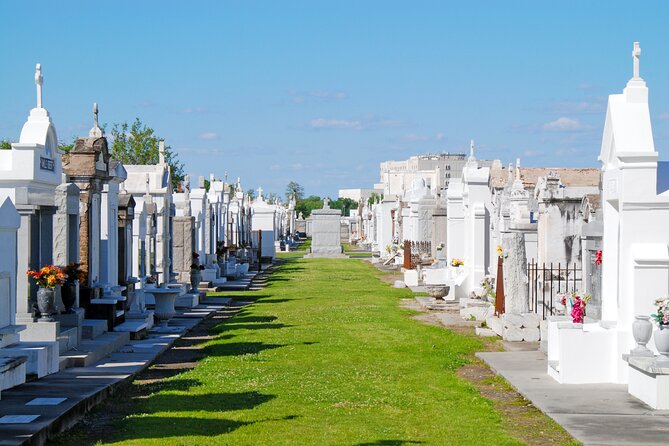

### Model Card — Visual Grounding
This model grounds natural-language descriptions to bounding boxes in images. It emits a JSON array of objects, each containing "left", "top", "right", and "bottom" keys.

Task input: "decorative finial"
[
  {"left": 145, "top": 173, "right": 150, "bottom": 195},
  {"left": 35, "top": 64, "right": 43, "bottom": 109},
  {"left": 323, "top": 197, "right": 330, "bottom": 209},
  {"left": 515, "top": 158, "right": 521, "bottom": 182},
  {"left": 158, "top": 141, "right": 165, "bottom": 165},
  {"left": 633, "top": 42, "right": 641, "bottom": 79},
  {"left": 469, "top": 139, "right": 476, "bottom": 161},
  {"left": 507, "top": 163, "right": 513, "bottom": 182},
  {"left": 257, "top": 186, "right": 263, "bottom": 200},
  {"left": 89, "top": 102, "right": 103, "bottom": 137},
  {"left": 224, "top": 171, "right": 228, "bottom": 183},
  {"left": 184, "top": 174, "right": 190, "bottom": 191}
]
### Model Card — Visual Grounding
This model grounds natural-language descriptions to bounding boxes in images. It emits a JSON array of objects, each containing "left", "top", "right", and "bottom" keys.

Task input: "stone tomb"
[{"left": 307, "top": 199, "right": 345, "bottom": 257}]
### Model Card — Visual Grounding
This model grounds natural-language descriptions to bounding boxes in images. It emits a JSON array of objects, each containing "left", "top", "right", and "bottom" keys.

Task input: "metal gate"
[{"left": 527, "top": 260, "right": 582, "bottom": 319}]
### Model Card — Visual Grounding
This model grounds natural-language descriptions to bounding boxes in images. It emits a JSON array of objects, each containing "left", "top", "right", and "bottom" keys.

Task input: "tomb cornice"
[{"left": 622, "top": 200, "right": 669, "bottom": 211}]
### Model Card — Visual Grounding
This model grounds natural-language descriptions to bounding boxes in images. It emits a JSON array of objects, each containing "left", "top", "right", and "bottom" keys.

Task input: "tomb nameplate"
[{"left": 40, "top": 157, "right": 54, "bottom": 171}]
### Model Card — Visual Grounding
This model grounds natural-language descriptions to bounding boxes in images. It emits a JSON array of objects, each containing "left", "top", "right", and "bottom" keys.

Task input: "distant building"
[
  {"left": 338, "top": 188, "right": 383, "bottom": 202},
  {"left": 376, "top": 153, "right": 496, "bottom": 196}
]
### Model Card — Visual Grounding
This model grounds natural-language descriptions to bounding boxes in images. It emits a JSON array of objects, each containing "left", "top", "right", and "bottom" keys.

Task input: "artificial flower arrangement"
[
  {"left": 558, "top": 291, "right": 591, "bottom": 324},
  {"left": 595, "top": 250, "right": 602, "bottom": 266},
  {"left": 451, "top": 258, "right": 464, "bottom": 267},
  {"left": 62, "top": 262, "right": 86, "bottom": 285},
  {"left": 496, "top": 245, "right": 503, "bottom": 258},
  {"left": 651, "top": 296, "right": 669, "bottom": 327},
  {"left": 26, "top": 265, "right": 66, "bottom": 289}
]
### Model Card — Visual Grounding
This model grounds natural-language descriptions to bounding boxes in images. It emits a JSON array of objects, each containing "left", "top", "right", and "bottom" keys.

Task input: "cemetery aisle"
[{"left": 58, "top": 258, "right": 573, "bottom": 445}]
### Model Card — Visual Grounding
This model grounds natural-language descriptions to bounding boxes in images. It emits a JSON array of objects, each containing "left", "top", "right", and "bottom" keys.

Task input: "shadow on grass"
[
  {"left": 218, "top": 322, "right": 292, "bottom": 332},
  {"left": 113, "top": 416, "right": 251, "bottom": 441},
  {"left": 204, "top": 341, "right": 285, "bottom": 357},
  {"left": 139, "top": 390, "right": 276, "bottom": 413},
  {"left": 135, "top": 378, "right": 203, "bottom": 394},
  {"left": 355, "top": 441, "right": 425, "bottom": 446}
]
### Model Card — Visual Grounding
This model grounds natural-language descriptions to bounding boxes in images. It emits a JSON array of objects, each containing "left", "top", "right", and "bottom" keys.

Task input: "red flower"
[{"left": 595, "top": 250, "right": 602, "bottom": 266}]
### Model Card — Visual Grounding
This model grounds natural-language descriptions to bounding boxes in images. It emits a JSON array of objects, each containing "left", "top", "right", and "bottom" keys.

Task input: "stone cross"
[
  {"left": 469, "top": 139, "right": 476, "bottom": 161},
  {"left": 633, "top": 41, "right": 641, "bottom": 79},
  {"left": 89, "top": 103, "right": 103, "bottom": 137},
  {"left": 515, "top": 158, "right": 521, "bottom": 181},
  {"left": 257, "top": 186, "right": 263, "bottom": 200},
  {"left": 158, "top": 141, "right": 165, "bottom": 165},
  {"left": 35, "top": 63, "right": 43, "bottom": 109}
]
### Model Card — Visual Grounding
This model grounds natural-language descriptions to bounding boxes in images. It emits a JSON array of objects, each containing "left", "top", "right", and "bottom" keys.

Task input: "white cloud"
[
  {"left": 401, "top": 133, "right": 429, "bottom": 142},
  {"left": 545, "top": 98, "right": 605, "bottom": 114},
  {"left": 542, "top": 117, "right": 590, "bottom": 132},
  {"left": 523, "top": 149, "right": 541, "bottom": 157},
  {"left": 309, "top": 118, "right": 363, "bottom": 130},
  {"left": 435, "top": 132, "right": 445, "bottom": 141},
  {"left": 199, "top": 132, "right": 219, "bottom": 140},
  {"left": 290, "top": 90, "right": 347, "bottom": 104},
  {"left": 658, "top": 112, "right": 669, "bottom": 121},
  {"left": 309, "top": 115, "right": 404, "bottom": 131}
]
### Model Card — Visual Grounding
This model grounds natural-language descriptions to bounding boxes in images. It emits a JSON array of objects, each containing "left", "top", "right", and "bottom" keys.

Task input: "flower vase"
[
  {"left": 654, "top": 325, "right": 669, "bottom": 367},
  {"left": 36, "top": 287, "right": 56, "bottom": 322},
  {"left": 61, "top": 281, "right": 77, "bottom": 314},
  {"left": 631, "top": 315, "right": 654, "bottom": 357},
  {"left": 190, "top": 270, "right": 201, "bottom": 294}
]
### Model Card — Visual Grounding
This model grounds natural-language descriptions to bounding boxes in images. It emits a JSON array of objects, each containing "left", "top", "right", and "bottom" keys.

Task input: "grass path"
[{"left": 87, "top": 259, "right": 556, "bottom": 445}]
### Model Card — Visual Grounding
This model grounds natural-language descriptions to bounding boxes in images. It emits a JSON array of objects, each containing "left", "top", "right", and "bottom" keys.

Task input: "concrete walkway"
[
  {"left": 0, "top": 297, "right": 231, "bottom": 446},
  {"left": 478, "top": 350, "right": 669, "bottom": 446}
]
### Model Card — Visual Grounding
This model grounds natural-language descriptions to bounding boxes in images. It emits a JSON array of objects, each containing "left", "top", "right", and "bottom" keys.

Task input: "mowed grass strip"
[{"left": 103, "top": 259, "right": 523, "bottom": 445}]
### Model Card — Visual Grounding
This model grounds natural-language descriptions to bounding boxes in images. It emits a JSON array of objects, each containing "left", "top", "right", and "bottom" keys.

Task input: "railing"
[
  {"left": 527, "top": 260, "right": 582, "bottom": 319},
  {"left": 403, "top": 240, "right": 432, "bottom": 269}
]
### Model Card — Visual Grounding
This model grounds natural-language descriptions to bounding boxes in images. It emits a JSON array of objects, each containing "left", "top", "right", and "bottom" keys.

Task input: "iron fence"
[{"left": 526, "top": 260, "right": 582, "bottom": 319}]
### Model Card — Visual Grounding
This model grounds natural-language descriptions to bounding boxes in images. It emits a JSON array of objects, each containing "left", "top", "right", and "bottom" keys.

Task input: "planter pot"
[
  {"left": 631, "top": 315, "right": 654, "bottom": 357},
  {"left": 654, "top": 325, "right": 669, "bottom": 366},
  {"left": 190, "top": 270, "right": 202, "bottom": 293},
  {"left": 426, "top": 285, "right": 450, "bottom": 301},
  {"left": 61, "top": 281, "right": 77, "bottom": 314},
  {"left": 36, "top": 287, "right": 56, "bottom": 322}
]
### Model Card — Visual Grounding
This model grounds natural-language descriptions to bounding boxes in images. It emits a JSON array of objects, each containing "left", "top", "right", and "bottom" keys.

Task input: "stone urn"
[
  {"left": 145, "top": 286, "right": 180, "bottom": 327},
  {"left": 631, "top": 315, "right": 654, "bottom": 357},
  {"left": 60, "top": 281, "right": 77, "bottom": 314},
  {"left": 36, "top": 287, "right": 56, "bottom": 322},
  {"left": 425, "top": 285, "right": 450, "bottom": 301},
  {"left": 190, "top": 269, "right": 201, "bottom": 293},
  {"left": 654, "top": 325, "right": 669, "bottom": 366}
]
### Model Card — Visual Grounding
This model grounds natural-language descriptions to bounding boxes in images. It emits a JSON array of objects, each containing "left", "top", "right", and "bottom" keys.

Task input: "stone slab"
[
  {"left": 0, "top": 299, "right": 231, "bottom": 445},
  {"left": 26, "top": 398, "right": 67, "bottom": 406},
  {"left": 478, "top": 350, "right": 669, "bottom": 446}
]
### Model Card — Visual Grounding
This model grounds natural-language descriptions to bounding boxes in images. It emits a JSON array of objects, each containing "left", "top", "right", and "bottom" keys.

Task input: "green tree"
[
  {"left": 0, "top": 139, "right": 12, "bottom": 150},
  {"left": 247, "top": 188, "right": 256, "bottom": 200},
  {"left": 295, "top": 195, "right": 323, "bottom": 218},
  {"left": 367, "top": 192, "right": 383, "bottom": 206},
  {"left": 58, "top": 139, "right": 75, "bottom": 153},
  {"left": 109, "top": 118, "right": 185, "bottom": 189},
  {"left": 330, "top": 197, "right": 358, "bottom": 217},
  {"left": 285, "top": 181, "right": 304, "bottom": 201}
]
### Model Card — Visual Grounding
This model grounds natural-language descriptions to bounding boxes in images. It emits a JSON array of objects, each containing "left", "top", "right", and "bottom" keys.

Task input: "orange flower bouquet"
[{"left": 26, "top": 265, "right": 66, "bottom": 289}]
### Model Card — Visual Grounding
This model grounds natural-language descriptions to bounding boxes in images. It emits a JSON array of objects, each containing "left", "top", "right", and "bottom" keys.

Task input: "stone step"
[
  {"left": 475, "top": 327, "right": 498, "bottom": 337},
  {"left": 57, "top": 326, "right": 78, "bottom": 354},
  {"left": 114, "top": 320, "right": 149, "bottom": 340},
  {"left": 175, "top": 293, "right": 199, "bottom": 309},
  {"left": 59, "top": 331, "right": 130, "bottom": 369},
  {"left": 0, "top": 356, "right": 27, "bottom": 395},
  {"left": 81, "top": 319, "right": 108, "bottom": 340},
  {"left": 0, "top": 342, "right": 59, "bottom": 378}
]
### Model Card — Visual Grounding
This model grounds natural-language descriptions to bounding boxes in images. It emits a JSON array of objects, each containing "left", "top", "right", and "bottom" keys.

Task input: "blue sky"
[{"left": 2, "top": 1, "right": 669, "bottom": 198}]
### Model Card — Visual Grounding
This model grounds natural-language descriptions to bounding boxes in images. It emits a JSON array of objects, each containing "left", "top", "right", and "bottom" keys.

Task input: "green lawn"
[{"left": 101, "top": 259, "right": 526, "bottom": 445}]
